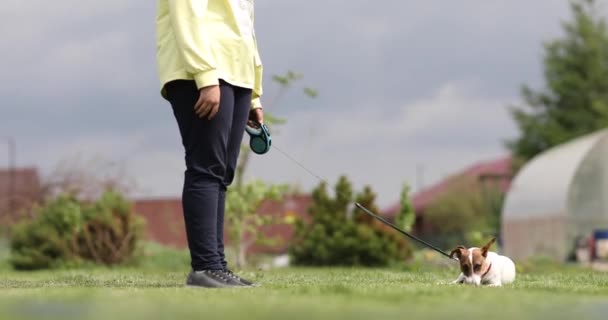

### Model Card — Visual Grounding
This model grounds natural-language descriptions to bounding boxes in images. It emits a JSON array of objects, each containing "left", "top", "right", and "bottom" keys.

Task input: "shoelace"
[
  {"left": 207, "top": 270, "right": 230, "bottom": 282},
  {"left": 223, "top": 269, "right": 240, "bottom": 280}
]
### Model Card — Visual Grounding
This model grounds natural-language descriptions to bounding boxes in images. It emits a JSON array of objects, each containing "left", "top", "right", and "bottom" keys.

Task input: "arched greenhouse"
[{"left": 501, "top": 129, "right": 608, "bottom": 262}]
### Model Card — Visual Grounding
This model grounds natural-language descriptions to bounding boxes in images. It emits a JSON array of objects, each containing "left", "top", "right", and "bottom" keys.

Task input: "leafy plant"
[
  {"left": 289, "top": 176, "right": 412, "bottom": 267},
  {"left": 225, "top": 180, "right": 287, "bottom": 267},
  {"left": 9, "top": 190, "right": 145, "bottom": 270},
  {"left": 394, "top": 183, "right": 416, "bottom": 233},
  {"left": 423, "top": 175, "right": 504, "bottom": 248},
  {"left": 507, "top": 0, "right": 608, "bottom": 161}
]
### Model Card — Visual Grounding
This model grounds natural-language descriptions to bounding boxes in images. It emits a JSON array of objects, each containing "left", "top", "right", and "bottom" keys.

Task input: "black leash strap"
[
  {"left": 354, "top": 203, "right": 456, "bottom": 260},
  {"left": 272, "top": 144, "right": 457, "bottom": 261}
]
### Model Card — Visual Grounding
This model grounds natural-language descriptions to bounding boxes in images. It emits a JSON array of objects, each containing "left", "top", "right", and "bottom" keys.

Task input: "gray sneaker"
[{"left": 185, "top": 270, "right": 242, "bottom": 288}]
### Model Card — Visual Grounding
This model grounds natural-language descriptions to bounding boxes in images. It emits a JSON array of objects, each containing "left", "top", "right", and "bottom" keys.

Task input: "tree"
[
  {"left": 507, "top": 0, "right": 608, "bottom": 161},
  {"left": 40, "top": 154, "right": 136, "bottom": 202},
  {"left": 224, "top": 179, "right": 287, "bottom": 268},
  {"left": 224, "top": 70, "right": 317, "bottom": 267},
  {"left": 289, "top": 176, "right": 412, "bottom": 267},
  {"left": 394, "top": 183, "right": 416, "bottom": 233},
  {"left": 423, "top": 175, "right": 504, "bottom": 248}
]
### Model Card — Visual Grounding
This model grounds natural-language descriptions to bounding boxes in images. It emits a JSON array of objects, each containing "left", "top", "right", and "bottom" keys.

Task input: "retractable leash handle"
[{"left": 245, "top": 121, "right": 272, "bottom": 155}]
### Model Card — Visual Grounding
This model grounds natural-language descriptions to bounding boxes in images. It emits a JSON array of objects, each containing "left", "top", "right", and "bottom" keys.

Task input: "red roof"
[{"left": 382, "top": 156, "right": 513, "bottom": 219}]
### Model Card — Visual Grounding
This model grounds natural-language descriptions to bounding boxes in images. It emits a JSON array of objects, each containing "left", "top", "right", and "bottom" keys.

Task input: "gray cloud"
[{"left": 1, "top": 0, "right": 602, "bottom": 207}]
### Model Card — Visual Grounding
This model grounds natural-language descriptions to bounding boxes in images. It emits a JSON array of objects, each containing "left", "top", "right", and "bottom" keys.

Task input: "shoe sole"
[
  {"left": 185, "top": 283, "right": 253, "bottom": 289},
  {"left": 242, "top": 283, "right": 260, "bottom": 287}
]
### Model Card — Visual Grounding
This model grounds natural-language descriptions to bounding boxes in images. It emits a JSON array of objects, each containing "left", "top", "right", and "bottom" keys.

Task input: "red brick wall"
[
  {"left": 132, "top": 194, "right": 313, "bottom": 255},
  {"left": 132, "top": 198, "right": 188, "bottom": 249},
  {"left": 0, "top": 168, "right": 41, "bottom": 225},
  {"left": 248, "top": 194, "right": 312, "bottom": 255}
]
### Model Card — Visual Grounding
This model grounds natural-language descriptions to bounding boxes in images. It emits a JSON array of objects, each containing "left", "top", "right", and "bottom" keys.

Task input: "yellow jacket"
[{"left": 156, "top": 0, "right": 263, "bottom": 108}]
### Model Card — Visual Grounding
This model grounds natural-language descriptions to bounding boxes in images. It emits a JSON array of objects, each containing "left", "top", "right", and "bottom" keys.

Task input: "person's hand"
[
  {"left": 194, "top": 85, "right": 221, "bottom": 120},
  {"left": 248, "top": 107, "right": 264, "bottom": 128}
]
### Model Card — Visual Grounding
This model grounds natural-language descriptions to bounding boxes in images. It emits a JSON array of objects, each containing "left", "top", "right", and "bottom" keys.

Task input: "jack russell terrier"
[{"left": 449, "top": 238, "right": 516, "bottom": 287}]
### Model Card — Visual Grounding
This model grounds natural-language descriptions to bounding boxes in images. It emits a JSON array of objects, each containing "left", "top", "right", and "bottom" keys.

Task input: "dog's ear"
[
  {"left": 449, "top": 245, "right": 467, "bottom": 259},
  {"left": 481, "top": 238, "right": 496, "bottom": 257}
]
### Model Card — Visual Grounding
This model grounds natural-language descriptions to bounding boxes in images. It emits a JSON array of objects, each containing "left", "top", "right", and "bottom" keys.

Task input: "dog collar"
[
  {"left": 482, "top": 263, "right": 492, "bottom": 278},
  {"left": 245, "top": 122, "right": 272, "bottom": 155}
]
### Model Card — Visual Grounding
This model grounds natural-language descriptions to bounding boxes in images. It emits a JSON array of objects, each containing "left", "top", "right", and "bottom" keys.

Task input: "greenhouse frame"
[{"left": 501, "top": 129, "right": 608, "bottom": 262}]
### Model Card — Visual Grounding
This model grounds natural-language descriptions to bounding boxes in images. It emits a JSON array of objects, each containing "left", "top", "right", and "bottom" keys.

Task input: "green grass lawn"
[{"left": 1, "top": 264, "right": 607, "bottom": 320}]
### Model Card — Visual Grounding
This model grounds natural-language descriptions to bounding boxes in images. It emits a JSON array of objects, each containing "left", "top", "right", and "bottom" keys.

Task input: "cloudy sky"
[{"left": 1, "top": 0, "right": 604, "bottom": 208}]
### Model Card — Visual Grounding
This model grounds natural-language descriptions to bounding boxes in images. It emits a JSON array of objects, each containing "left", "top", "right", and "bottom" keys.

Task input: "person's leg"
[
  {"left": 165, "top": 79, "right": 236, "bottom": 272},
  {"left": 216, "top": 186, "right": 227, "bottom": 268},
  {"left": 217, "top": 86, "right": 252, "bottom": 270}
]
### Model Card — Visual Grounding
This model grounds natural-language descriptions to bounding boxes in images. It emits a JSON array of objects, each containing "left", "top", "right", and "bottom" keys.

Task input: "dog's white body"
[{"left": 452, "top": 248, "right": 516, "bottom": 287}]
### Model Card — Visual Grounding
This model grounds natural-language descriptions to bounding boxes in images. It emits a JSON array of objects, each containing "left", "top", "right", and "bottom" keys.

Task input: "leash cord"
[
  {"left": 272, "top": 145, "right": 333, "bottom": 187},
  {"left": 271, "top": 144, "right": 456, "bottom": 261}
]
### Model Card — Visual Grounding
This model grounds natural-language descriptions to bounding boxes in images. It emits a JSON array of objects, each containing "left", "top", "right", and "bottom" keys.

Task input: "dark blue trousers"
[{"left": 165, "top": 79, "right": 252, "bottom": 271}]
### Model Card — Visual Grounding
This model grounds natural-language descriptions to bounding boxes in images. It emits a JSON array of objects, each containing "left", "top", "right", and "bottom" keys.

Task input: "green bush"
[
  {"left": 423, "top": 175, "right": 504, "bottom": 249},
  {"left": 289, "top": 176, "right": 412, "bottom": 267},
  {"left": 9, "top": 190, "right": 145, "bottom": 270}
]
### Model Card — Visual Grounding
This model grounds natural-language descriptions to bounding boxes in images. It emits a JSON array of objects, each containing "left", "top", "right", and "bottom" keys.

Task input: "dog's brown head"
[{"left": 450, "top": 238, "right": 496, "bottom": 279}]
